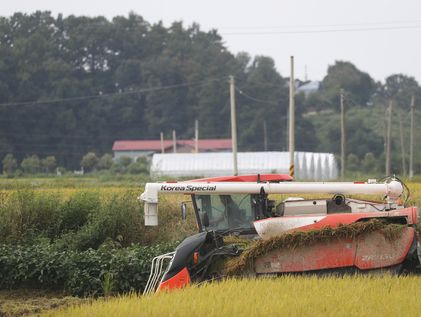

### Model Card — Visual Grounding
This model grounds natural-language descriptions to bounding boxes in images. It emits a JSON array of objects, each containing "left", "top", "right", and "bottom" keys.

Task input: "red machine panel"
[
  {"left": 254, "top": 227, "right": 415, "bottom": 274},
  {"left": 354, "top": 227, "right": 415, "bottom": 269},
  {"left": 255, "top": 239, "right": 356, "bottom": 273},
  {"left": 157, "top": 267, "right": 191, "bottom": 292}
]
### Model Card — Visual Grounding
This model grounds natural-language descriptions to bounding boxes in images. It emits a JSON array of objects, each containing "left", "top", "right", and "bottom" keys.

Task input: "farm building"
[
  {"left": 112, "top": 139, "right": 231, "bottom": 161},
  {"left": 150, "top": 151, "right": 338, "bottom": 180},
  {"left": 296, "top": 80, "right": 320, "bottom": 97}
]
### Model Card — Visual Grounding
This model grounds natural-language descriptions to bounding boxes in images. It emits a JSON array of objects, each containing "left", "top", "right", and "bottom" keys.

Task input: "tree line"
[
  {"left": 2, "top": 152, "right": 148, "bottom": 176},
  {"left": 0, "top": 11, "right": 420, "bottom": 175}
]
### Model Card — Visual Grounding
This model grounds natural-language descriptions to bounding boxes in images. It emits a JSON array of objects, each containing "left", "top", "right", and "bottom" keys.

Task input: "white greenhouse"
[{"left": 150, "top": 151, "right": 338, "bottom": 180}]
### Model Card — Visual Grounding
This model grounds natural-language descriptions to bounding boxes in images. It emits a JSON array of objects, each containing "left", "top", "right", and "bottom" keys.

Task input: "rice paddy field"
[
  {"left": 40, "top": 276, "right": 421, "bottom": 317},
  {"left": 1, "top": 176, "right": 421, "bottom": 316}
]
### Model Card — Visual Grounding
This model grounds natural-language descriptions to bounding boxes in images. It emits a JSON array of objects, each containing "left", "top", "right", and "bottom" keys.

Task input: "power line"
[
  {"left": 0, "top": 131, "right": 127, "bottom": 140},
  {"left": 0, "top": 76, "right": 228, "bottom": 107},
  {"left": 0, "top": 129, "right": 157, "bottom": 139},
  {"left": 0, "top": 149, "right": 92, "bottom": 157},
  {"left": 212, "top": 19, "right": 421, "bottom": 30},
  {"left": 234, "top": 78, "right": 287, "bottom": 90},
  {"left": 0, "top": 142, "right": 112, "bottom": 149},
  {"left": 235, "top": 87, "right": 280, "bottom": 106},
  {"left": 221, "top": 24, "right": 421, "bottom": 36}
]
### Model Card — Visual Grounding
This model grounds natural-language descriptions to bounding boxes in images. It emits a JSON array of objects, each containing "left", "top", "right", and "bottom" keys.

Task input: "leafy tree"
[
  {"left": 21, "top": 155, "right": 41, "bottom": 174},
  {"left": 127, "top": 157, "right": 149, "bottom": 174},
  {"left": 97, "top": 154, "right": 114, "bottom": 170},
  {"left": 347, "top": 153, "right": 359, "bottom": 172},
  {"left": 116, "top": 156, "right": 132, "bottom": 167},
  {"left": 320, "top": 61, "right": 375, "bottom": 108},
  {"left": 382, "top": 74, "right": 419, "bottom": 99},
  {"left": 362, "top": 152, "right": 377, "bottom": 174},
  {"left": 375, "top": 74, "right": 421, "bottom": 111},
  {"left": 2, "top": 153, "right": 17, "bottom": 176},
  {"left": 110, "top": 162, "right": 124, "bottom": 174},
  {"left": 127, "top": 162, "right": 146, "bottom": 174},
  {"left": 80, "top": 152, "right": 99, "bottom": 172},
  {"left": 110, "top": 156, "right": 133, "bottom": 173},
  {"left": 41, "top": 156, "right": 57, "bottom": 173},
  {"left": 235, "top": 55, "right": 289, "bottom": 150}
]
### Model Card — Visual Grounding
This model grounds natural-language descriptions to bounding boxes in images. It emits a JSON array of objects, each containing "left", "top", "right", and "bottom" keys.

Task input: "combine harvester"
[{"left": 140, "top": 174, "right": 420, "bottom": 294}]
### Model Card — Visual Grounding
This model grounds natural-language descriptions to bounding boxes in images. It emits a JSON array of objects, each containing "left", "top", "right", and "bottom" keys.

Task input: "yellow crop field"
[
  {"left": 407, "top": 182, "right": 421, "bottom": 205},
  {"left": 1, "top": 179, "right": 420, "bottom": 206},
  {"left": 0, "top": 187, "right": 151, "bottom": 209},
  {"left": 40, "top": 275, "right": 421, "bottom": 317}
]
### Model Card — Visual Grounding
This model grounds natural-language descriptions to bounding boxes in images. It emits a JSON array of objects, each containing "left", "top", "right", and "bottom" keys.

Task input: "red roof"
[
  {"left": 189, "top": 174, "right": 293, "bottom": 182},
  {"left": 112, "top": 139, "right": 232, "bottom": 151}
]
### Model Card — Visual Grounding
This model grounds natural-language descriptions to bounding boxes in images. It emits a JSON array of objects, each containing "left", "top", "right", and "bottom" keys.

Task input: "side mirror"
[{"left": 181, "top": 202, "right": 187, "bottom": 220}]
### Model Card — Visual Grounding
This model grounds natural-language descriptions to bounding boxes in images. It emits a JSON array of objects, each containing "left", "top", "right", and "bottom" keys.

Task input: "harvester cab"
[
  {"left": 140, "top": 174, "right": 420, "bottom": 294},
  {"left": 192, "top": 178, "right": 281, "bottom": 234}
]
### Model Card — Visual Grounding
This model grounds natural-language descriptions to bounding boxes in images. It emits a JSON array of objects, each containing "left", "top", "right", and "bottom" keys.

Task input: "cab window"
[{"left": 194, "top": 194, "right": 254, "bottom": 231}]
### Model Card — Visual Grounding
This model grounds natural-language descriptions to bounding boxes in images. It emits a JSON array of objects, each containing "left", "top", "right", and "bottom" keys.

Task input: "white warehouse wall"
[{"left": 150, "top": 151, "right": 338, "bottom": 180}]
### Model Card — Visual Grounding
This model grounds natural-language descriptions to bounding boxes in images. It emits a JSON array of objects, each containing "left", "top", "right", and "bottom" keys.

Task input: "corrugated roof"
[
  {"left": 296, "top": 81, "right": 320, "bottom": 93},
  {"left": 112, "top": 139, "right": 232, "bottom": 151},
  {"left": 150, "top": 151, "right": 338, "bottom": 180}
]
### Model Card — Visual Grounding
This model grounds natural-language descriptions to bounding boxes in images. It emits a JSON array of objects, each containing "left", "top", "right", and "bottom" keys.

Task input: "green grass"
[{"left": 0, "top": 187, "right": 197, "bottom": 248}]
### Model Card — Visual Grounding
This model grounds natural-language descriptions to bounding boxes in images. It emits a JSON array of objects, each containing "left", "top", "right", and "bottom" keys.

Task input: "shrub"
[
  {"left": 116, "top": 156, "right": 132, "bottom": 168},
  {"left": 2, "top": 153, "right": 17, "bottom": 176},
  {"left": 81, "top": 152, "right": 99, "bottom": 172},
  {"left": 41, "top": 156, "right": 57, "bottom": 173},
  {"left": 347, "top": 153, "right": 360, "bottom": 172},
  {"left": 97, "top": 154, "right": 113, "bottom": 170},
  {"left": 0, "top": 187, "right": 62, "bottom": 242},
  {"left": 0, "top": 187, "right": 197, "bottom": 248},
  {"left": 0, "top": 242, "right": 177, "bottom": 296},
  {"left": 59, "top": 191, "right": 100, "bottom": 233},
  {"left": 110, "top": 156, "right": 133, "bottom": 174},
  {"left": 21, "top": 155, "right": 41, "bottom": 174},
  {"left": 361, "top": 152, "right": 377, "bottom": 174},
  {"left": 128, "top": 157, "right": 149, "bottom": 174},
  {"left": 55, "top": 190, "right": 144, "bottom": 250}
]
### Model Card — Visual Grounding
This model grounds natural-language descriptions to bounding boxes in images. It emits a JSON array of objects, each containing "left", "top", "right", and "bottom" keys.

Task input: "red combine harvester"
[{"left": 140, "top": 174, "right": 420, "bottom": 294}]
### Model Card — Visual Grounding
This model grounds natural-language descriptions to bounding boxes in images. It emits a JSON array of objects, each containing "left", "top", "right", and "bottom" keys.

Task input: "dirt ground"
[{"left": 0, "top": 290, "right": 87, "bottom": 317}]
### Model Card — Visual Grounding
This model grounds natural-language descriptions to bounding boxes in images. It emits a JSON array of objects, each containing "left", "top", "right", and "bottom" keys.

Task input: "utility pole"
[
  {"left": 229, "top": 75, "right": 238, "bottom": 175},
  {"left": 194, "top": 119, "right": 199, "bottom": 153},
  {"left": 172, "top": 130, "right": 177, "bottom": 153},
  {"left": 385, "top": 100, "right": 393, "bottom": 175},
  {"left": 340, "top": 89, "right": 346, "bottom": 179},
  {"left": 288, "top": 56, "right": 295, "bottom": 178},
  {"left": 285, "top": 111, "right": 289, "bottom": 151},
  {"left": 160, "top": 132, "right": 164, "bottom": 153},
  {"left": 383, "top": 106, "right": 388, "bottom": 174},
  {"left": 263, "top": 120, "right": 268, "bottom": 151},
  {"left": 409, "top": 95, "right": 415, "bottom": 179},
  {"left": 398, "top": 112, "right": 407, "bottom": 176}
]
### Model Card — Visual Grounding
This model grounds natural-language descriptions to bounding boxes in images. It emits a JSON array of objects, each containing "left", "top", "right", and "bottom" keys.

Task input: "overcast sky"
[{"left": 2, "top": 0, "right": 421, "bottom": 83}]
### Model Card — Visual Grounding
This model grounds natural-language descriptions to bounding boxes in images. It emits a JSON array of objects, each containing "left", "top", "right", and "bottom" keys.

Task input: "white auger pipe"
[{"left": 139, "top": 180, "right": 404, "bottom": 226}]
